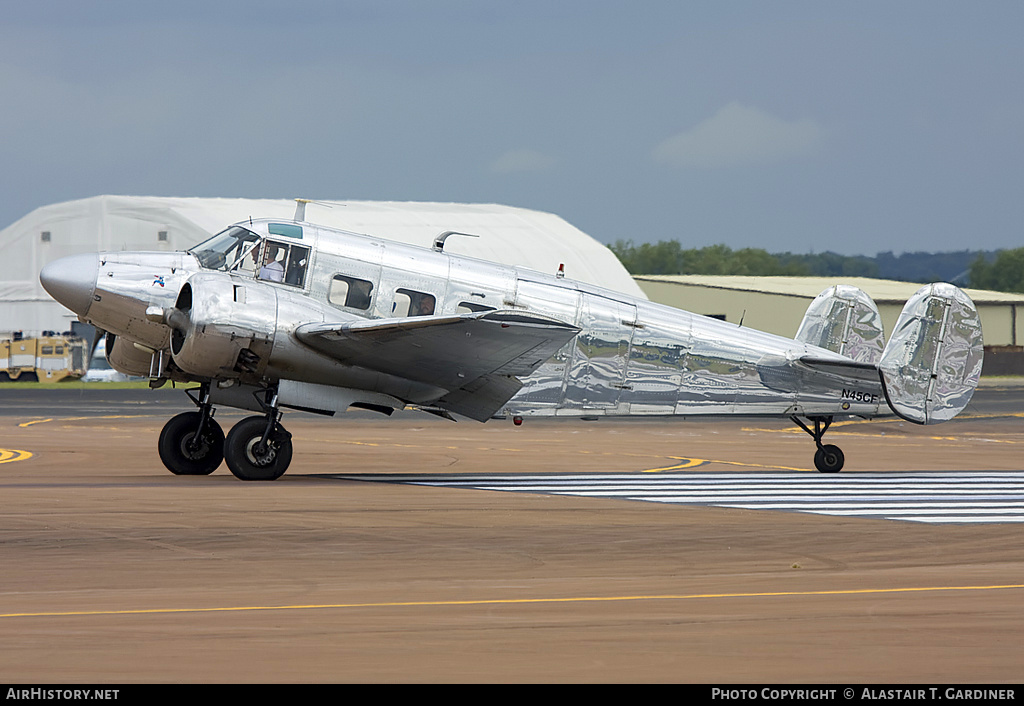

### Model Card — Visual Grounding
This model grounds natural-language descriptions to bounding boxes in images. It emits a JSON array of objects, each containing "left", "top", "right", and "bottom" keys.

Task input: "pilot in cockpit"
[{"left": 257, "top": 244, "right": 285, "bottom": 282}]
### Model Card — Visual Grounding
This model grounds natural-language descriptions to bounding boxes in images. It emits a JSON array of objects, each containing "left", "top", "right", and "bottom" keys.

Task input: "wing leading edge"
[{"left": 295, "top": 310, "right": 580, "bottom": 420}]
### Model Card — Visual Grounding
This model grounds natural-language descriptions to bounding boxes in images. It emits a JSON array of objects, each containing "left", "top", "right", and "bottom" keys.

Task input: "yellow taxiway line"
[
  {"left": 0, "top": 448, "right": 32, "bottom": 464},
  {"left": 2, "top": 583, "right": 1021, "bottom": 620},
  {"left": 642, "top": 456, "right": 809, "bottom": 472},
  {"left": 18, "top": 414, "right": 151, "bottom": 428}
]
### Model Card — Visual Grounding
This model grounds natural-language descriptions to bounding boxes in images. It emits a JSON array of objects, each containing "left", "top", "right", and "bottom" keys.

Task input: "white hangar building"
[{"left": 1, "top": 195, "right": 645, "bottom": 334}]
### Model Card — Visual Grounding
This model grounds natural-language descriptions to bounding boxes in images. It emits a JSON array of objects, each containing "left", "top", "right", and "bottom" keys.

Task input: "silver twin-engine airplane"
[{"left": 39, "top": 209, "right": 984, "bottom": 480}]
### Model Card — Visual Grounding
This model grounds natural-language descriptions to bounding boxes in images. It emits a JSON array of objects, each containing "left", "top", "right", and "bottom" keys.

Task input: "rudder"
[
  {"left": 796, "top": 284, "right": 885, "bottom": 364},
  {"left": 878, "top": 283, "right": 984, "bottom": 424}
]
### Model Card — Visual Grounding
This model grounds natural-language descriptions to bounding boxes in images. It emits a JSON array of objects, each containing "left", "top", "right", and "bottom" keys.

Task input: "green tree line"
[
  {"left": 609, "top": 240, "right": 1015, "bottom": 290},
  {"left": 608, "top": 240, "right": 878, "bottom": 278},
  {"left": 969, "top": 249, "right": 1024, "bottom": 293}
]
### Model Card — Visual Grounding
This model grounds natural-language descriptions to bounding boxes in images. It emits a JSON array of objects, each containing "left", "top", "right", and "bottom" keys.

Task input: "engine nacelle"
[
  {"left": 169, "top": 274, "right": 277, "bottom": 380},
  {"left": 105, "top": 332, "right": 154, "bottom": 377}
]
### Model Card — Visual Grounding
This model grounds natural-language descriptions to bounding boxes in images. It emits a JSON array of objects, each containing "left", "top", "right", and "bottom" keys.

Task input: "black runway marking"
[{"left": 329, "top": 471, "right": 1024, "bottom": 524}]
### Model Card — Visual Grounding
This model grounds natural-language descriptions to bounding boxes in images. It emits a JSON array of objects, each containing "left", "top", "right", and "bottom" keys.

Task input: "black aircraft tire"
[
  {"left": 814, "top": 444, "right": 845, "bottom": 473},
  {"left": 224, "top": 416, "right": 293, "bottom": 481},
  {"left": 158, "top": 412, "right": 225, "bottom": 476}
]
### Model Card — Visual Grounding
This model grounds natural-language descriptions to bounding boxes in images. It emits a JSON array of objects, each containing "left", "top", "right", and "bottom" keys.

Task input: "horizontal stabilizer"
[
  {"left": 795, "top": 285, "right": 884, "bottom": 364},
  {"left": 878, "top": 283, "right": 984, "bottom": 424},
  {"left": 798, "top": 356, "right": 880, "bottom": 384},
  {"left": 757, "top": 354, "right": 883, "bottom": 403}
]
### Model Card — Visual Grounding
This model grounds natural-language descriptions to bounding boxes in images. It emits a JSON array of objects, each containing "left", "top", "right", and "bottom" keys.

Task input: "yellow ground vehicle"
[{"left": 0, "top": 333, "right": 88, "bottom": 382}]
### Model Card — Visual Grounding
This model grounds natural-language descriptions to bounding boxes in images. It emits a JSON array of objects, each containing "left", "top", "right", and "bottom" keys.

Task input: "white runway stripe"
[{"left": 332, "top": 471, "right": 1024, "bottom": 524}]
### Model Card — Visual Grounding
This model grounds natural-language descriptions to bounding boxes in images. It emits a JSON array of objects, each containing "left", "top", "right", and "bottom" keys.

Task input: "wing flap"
[{"left": 434, "top": 374, "right": 525, "bottom": 422}]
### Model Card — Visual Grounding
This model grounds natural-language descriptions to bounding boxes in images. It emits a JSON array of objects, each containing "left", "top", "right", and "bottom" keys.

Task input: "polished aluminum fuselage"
[{"left": 84, "top": 219, "right": 883, "bottom": 419}]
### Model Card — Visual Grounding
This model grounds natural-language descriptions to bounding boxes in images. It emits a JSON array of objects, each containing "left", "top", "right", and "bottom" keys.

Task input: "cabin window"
[
  {"left": 456, "top": 302, "right": 496, "bottom": 314},
  {"left": 191, "top": 226, "right": 261, "bottom": 271},
  {"left": 256, "top": 240, "right": 311, "bottom": 288},
  {"left": 393, "top": 288, "right": 436, "bottom": 317},
  {"left": 329, "top": 275, "right": 374, "bottom": 310},
  {"left": 269, "top": 223, "right": 303, "bottom": 239}
]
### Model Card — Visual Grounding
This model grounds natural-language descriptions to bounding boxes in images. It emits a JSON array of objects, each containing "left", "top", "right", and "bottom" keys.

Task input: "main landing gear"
[
  {"left": 790, "top": 415, "right": 845, "bottom": 473},
  {"left": 158, "top": 386, "right": 224, "bottom": 475},
  {"left": 224, "top": 414, "right": 292, "bottom": 481},
  {"left": 157, "top": 384, "right": 293, "bottom": 481}
]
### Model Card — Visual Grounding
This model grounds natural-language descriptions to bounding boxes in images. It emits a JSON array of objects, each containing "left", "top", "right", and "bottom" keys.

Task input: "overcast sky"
[{"left": 2, "top": 1, "right": 1022, "bottom": 255}]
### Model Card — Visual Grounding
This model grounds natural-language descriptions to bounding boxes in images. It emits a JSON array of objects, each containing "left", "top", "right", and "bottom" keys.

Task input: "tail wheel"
[
  {"left": 814, "top": 444, "right": 845, "bottom": 473},
  {"left": 792, "top": 416, "right": 845, "bottom": 473},
  {"left": 158, "top": 411, "right": 224, "bottom": 475},
  {"left": 224, "top": 416, "right": 293, "bottom": 481}
]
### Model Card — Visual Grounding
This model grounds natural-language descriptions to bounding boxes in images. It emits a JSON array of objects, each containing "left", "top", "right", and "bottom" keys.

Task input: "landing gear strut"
[
  {"left": 158, "top": 384, "right": 224, "bottom": 475},
  {"left": 223, "top": 387, "right": 293, "bottom": 481},
  {"left": 791, "top": 415, "right": 845, "bottom": 473}
]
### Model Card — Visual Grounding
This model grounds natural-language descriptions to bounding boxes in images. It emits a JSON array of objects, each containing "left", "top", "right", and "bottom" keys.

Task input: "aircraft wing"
[{"left": 294, "top": 310, "right": 580, "bottom": 420}]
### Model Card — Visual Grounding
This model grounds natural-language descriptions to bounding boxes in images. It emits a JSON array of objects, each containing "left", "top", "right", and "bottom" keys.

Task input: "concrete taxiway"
[{"left": 0, "top": 386, "right": 1022, "bottom": 682}]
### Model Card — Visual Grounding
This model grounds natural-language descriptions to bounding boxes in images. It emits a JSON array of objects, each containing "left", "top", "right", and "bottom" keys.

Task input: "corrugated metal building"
[{"left": 635, "top": 275, "right": 1024, "bottom": 374}]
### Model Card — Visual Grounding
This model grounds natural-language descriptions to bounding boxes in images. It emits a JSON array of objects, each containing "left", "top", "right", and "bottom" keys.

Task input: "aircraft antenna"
[{"left": 293, "top": 198, "right": 335, "bottom": 222}]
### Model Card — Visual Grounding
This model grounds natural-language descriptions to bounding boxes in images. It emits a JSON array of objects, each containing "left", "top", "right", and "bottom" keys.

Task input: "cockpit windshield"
[{"left": 190, "top": 226, "right": 261, "bottom": 271}]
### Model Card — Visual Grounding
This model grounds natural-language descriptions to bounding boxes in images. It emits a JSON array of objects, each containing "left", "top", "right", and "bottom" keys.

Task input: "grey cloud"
[
  {"left": 489, "top": 149, "right": 558, "bottom": 174},
  {"left": 653, "top": 103, "right": 825, "bottom": 168}
]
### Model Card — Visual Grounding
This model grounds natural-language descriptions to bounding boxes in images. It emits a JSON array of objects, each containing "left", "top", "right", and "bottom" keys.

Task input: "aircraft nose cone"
[{"left": 40, "top": 253, "right": 99, "bottom": 317}]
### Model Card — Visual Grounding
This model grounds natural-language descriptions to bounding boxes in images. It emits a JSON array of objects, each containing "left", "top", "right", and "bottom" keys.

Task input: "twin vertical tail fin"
[
  {"left": 797, "top": 283, "right": 984, "bottom": 424},
  {"left": 878, "top": 283, "right": 984, "bottom": 424},
  {"left": 795, "top": 284, "right": 886, "bottom": 364}
]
